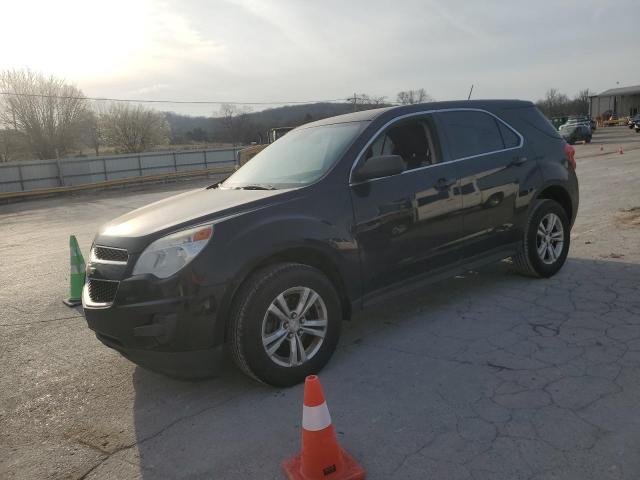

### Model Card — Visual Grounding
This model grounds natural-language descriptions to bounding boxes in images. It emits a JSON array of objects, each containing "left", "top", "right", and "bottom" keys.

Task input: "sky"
[{"left": 1, "top": 0, "right": 639, "bottom": 116}]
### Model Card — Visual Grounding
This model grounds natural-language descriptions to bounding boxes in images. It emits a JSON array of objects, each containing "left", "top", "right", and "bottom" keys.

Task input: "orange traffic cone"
[
  {"left": 600, "top": 145, "right": 604, "bottom": 152},
  {"left": 619, "top": 147, "right": 624, "bottom": 154},
  {"left": 283, "top": 375, "right": 366, "bottom": 480}
]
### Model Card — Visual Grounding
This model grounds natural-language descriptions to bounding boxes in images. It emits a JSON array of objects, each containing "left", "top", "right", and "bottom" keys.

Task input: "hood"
[{"left": 97, "top": 186, "right": 286, "bottom": 247}]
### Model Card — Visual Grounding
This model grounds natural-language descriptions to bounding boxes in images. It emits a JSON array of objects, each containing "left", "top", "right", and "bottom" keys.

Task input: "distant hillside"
[{"left": 165, "top": 101, "right": 380, "bottom": 144}]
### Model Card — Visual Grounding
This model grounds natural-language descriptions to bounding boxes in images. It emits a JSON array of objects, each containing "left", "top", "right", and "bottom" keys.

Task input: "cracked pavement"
[{"left": 1, "top": 127, "right": 639, "bottom": 479}]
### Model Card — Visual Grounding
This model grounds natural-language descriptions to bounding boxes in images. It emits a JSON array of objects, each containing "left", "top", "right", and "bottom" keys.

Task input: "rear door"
[
  {"left": 349, "top": 114, "right": 464, "bottom": 296},
  {"left": 437, "top": 109, "right": 539, "bottom": 259}
]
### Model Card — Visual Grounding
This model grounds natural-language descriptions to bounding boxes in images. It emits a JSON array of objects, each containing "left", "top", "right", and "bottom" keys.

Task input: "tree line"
[
  {"left": 534, "top": 88, "right": 591, "bottom": 119},
  {"left": 171, "top": 89, "right": 435, "bottom": 147}
]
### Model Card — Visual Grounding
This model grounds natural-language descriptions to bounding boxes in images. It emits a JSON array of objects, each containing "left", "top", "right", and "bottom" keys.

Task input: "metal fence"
[{"left": 0, "top": 147, "right": 239, "bottom": 193}]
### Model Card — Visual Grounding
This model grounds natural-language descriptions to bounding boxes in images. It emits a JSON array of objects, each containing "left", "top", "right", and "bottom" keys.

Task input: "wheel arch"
[
  {"left": 217, "top": 244, "right": 354, "bottom": 343},
  {"left": 536, "top": 184, "right": 573, "bottom": 223}
]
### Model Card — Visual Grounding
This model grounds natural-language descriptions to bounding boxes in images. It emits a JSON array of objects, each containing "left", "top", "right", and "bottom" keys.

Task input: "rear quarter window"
[
  {"left": 514, "top": 106, "right": 562, "bottom": 139},
  {"left": 498, "top": 122, "right": 520, "bottom": 148}
]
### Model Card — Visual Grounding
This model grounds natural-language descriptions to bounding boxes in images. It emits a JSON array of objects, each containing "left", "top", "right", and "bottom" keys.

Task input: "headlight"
[{"left": 132, "top": 224, "right": 213, "bottom": 278}]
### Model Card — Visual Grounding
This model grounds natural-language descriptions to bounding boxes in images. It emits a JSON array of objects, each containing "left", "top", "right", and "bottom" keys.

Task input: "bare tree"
[
  {"left": 80, "top": 110, "right": 102, "bottom": 156},
  {"left": 573, "top": 89, "right": 590, "bottom": 116},
  {"left": 537, "top": 88, "right": 570, "bottom": 117},
  {"left": 100, "top": 103, "right": 170, "bottom": 153},
  {"left": 396, "top": 88, "right": 433, "bottom": 105},
  {"left": 357, "top": 94, "right": 387, "bottom": 106},
  {"left": 218, "top": 103, "right": 252, "bottom": 145},
  {"left": 0, "top": 69, "right": 89, "bottom": 159}
]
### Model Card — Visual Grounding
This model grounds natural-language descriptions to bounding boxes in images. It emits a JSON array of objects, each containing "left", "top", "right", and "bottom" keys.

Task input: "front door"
[{"left": 349, "top": 114, "right": 464, "bottom": 297}]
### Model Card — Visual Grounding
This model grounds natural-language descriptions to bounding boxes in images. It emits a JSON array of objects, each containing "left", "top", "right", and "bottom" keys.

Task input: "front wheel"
[
  {"left": 512, "top": 199, "right": 571, "bottom": 278},
  {"left": 228, "top": 262, "right": 342, "bottom": 387}
]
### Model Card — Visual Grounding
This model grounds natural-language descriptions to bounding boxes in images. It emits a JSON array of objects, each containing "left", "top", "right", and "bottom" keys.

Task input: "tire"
[
  {"left": 512, "top": 199, "right": 571, "bottom": 278},
  {"left": 228, "top": 262, "right": 342, "bottom": 387},
  {"left": 585, "top": 136, "right": 592, "bottom": 144}
]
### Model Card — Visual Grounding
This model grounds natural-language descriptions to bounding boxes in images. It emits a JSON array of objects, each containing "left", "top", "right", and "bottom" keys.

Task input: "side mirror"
[{"left": 352, "top": 155, "right": 406, "bottom": 182}]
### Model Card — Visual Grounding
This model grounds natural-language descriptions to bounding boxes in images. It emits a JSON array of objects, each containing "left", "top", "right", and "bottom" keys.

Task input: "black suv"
[{"left": 83, "top": 100, "right": 579, "bottom": 386}]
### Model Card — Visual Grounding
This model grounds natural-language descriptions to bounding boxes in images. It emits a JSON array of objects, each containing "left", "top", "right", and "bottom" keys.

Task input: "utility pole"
[{"left": 353, "top": 93, "right": 357, "bottom": 112}]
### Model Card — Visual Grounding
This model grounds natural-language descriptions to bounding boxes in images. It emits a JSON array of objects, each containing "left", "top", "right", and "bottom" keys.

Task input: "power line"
[{"left": 0, "top": 91, "right": 351, "bottom": 106}]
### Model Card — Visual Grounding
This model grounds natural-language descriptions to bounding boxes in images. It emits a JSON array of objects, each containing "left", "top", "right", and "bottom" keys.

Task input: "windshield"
[{"left": 222, "top": 122, "right": 365, "bottom": 189}]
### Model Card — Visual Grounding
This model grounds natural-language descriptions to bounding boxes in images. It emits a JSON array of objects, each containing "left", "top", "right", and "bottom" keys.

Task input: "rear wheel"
[
  {"left": 512, "top": 199, "right": 570, "bottom": 278},
  {"left": 228, "top": 262, "right": 341, "bottom": 387},
  {"left": 585, "top": 136, "right": 592, "bottom": 143}
]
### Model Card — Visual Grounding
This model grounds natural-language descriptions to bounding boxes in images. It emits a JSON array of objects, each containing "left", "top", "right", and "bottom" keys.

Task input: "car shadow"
[{"left": 130, "top": 256, "right": 640, "bottom": 479}]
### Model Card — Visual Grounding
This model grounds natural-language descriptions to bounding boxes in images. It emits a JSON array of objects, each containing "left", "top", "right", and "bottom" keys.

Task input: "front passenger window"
[
  {"left": 363, "top": 116, "right": 440, "bottom": 172},
  {"left": 367, "top": 133, "right": 396, "bottom": 158}
]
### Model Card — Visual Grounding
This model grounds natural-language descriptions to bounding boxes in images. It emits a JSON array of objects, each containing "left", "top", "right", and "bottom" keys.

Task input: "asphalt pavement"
[{"left": 1, "top": 127, "right": 639, "bottom": 479}]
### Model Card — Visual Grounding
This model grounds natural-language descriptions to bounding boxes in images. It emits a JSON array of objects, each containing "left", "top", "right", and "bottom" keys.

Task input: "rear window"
[{"left": 440, "top": 111, "right": 504, "bottom": 159}]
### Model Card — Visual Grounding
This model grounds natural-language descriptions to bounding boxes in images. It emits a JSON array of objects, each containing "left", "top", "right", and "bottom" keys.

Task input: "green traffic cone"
[{"left": 63, "top": 235, "right": 86, "bottom": 307}]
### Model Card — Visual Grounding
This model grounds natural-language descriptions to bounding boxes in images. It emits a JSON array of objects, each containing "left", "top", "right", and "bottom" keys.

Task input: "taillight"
[{"left": 564, "top": 143, "right": 576, "bottom": 170}]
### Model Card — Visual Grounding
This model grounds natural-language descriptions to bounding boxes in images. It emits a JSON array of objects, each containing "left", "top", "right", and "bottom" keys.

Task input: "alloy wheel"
[
  {"left": 261, "top": 286, "right": 328, "bottom": 367},
  {"left": 536, "top": 213, "right": 564, "bottom": 265}
]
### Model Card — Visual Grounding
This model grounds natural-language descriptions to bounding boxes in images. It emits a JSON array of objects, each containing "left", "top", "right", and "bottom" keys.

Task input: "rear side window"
[{"left": 440, "top": 111, "right": 504, "bottom": 159}]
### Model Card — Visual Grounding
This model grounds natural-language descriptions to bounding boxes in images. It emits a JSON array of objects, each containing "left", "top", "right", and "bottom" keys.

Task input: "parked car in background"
[
  {"left": 628, "top": 114, "right": 640, "bottom": 129},
  {"left": 560, "top": 116, "right": 591, "bottom": 129},
  {"left": 560, "top": 123, "right": 592, "bottom": 144},
  {"left": 551, "top": 116, "right": 569, "bottom": 131},
  {"left": 83, "top": 100, "right": 579, "bottom": 386},
  {"left": 559, "top": 117, "right": 593, "bottom": 143}
]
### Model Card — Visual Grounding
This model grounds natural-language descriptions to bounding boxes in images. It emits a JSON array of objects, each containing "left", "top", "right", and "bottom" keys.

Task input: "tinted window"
[
  {"left": 223, "top": 122, "right": 364, "bottom": 189},
  {"left": 498, "top": 122, "right": 520, "bottom": 148},
  {"left": 441, "top": 111, "right": 504, "bottom": 159},
  {"left": 364, "top": 116, "right": 440, "bottom": 172},
  {"left": 517, "top": 106, "right": 562, "bottom": 139}
]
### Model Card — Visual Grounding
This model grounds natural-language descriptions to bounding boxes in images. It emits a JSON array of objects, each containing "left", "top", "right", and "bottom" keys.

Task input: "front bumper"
[
  {"left": 83, "top": 272, "right": 229, "bottom": 376},
  {"left": 98, "top": 329, "right": 226, "bottom": 378}
]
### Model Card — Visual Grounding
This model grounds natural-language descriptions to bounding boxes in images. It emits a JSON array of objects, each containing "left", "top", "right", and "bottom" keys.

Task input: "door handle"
[
  {"left": 435, "top": 178, "right": 455, "bottom": 190},
  {"left": 510, "top": 156, "right": 528, "bottom": 167}
]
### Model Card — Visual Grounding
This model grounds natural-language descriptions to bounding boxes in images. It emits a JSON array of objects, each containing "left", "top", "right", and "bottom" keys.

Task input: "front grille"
[
  {"left": 93, "top": 246, "right": 128, "bottom": 263},
  {"left": 87, "top": 278, "right": 119, "bottom": 303}
]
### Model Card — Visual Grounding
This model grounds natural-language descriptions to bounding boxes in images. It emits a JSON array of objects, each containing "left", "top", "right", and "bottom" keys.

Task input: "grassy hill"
[{"left": 165, "top": 101, "right": 379, "bottom": 144}]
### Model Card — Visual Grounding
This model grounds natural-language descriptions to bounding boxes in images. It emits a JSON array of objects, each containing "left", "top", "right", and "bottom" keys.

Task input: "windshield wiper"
[{"left": 233, "top": 184, "right": 277, "bottom": 190}]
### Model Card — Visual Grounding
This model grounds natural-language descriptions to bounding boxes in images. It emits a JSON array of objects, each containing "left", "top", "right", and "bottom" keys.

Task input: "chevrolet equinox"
[{"left": 83, "top": 100, "right": 579, "bottom": 386}]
